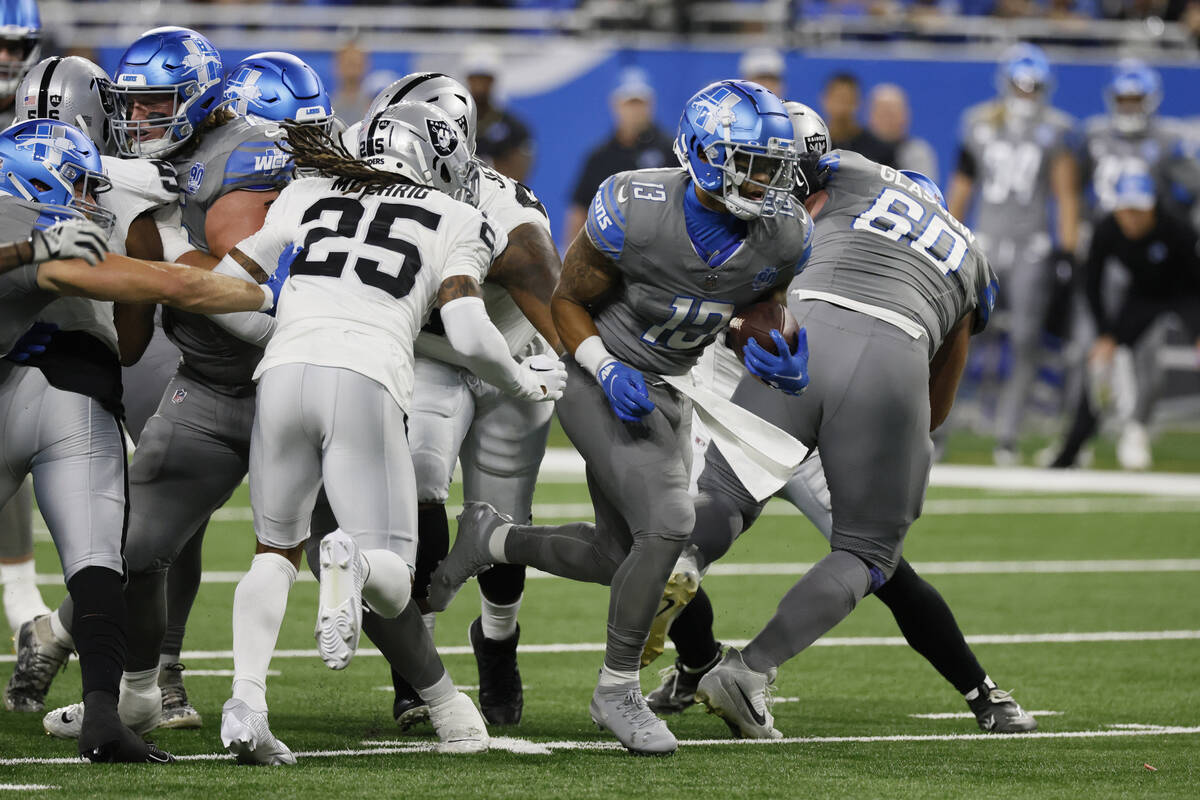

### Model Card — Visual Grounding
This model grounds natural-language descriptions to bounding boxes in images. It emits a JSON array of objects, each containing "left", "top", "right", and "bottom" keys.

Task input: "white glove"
[
  {"left": 29, "top": 219, "right": 110, "bottom": 267},
  {"left": 518, "top": 352, "right": 568, "bottom": 402}
]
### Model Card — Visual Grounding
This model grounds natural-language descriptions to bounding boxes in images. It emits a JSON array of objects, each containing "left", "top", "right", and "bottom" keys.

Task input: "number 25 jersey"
[
  {"left": 795, "top": 150, "right": 998, "bottom": 357},
  {"left": 237, "top": 176, "right": 507, "bottom": 413}
]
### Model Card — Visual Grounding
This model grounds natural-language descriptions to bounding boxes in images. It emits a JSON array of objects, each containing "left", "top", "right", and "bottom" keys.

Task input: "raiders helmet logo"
[
  {"left": 803, "top": 133, "right": 826, "bottom": 154},
  {"left": 426, "top": 118, "right": 458, "bottom": 158}
]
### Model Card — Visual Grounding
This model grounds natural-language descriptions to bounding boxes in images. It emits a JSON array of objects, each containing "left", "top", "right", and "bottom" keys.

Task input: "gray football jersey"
[
  {"left": 0, "top": 198, "right": 56, "bottom": 356},
  {"left": 585, "top": 168, "right": 812, "bottom": 376},
  {"left": 795, "top": 150, "right": 998, "bottom": 356},
  {"left": 163, "top": 117, "right": 292, "bottom": 389},
  {"left": 957, "top": 100, "right": 1077, "bottom": 243},
  {"left": 1082, "top": 115, "right": 1200, "bottom": 217}
]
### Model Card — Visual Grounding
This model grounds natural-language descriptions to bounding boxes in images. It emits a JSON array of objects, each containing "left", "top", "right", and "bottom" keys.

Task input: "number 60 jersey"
[
  {"left": 794, "top": 150, "right": 999, "bottom": 357},
  {"left": 235, "top": 175, "right": 507, "bottom": 413}
]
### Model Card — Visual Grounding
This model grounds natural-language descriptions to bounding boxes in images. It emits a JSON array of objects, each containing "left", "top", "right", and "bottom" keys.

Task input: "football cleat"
[
  {"left": 4, "top": 613, "right": 71, "bottom": 712},
  {"left": 589, "top": 681, "right": 677, "bottom": 756},
  {"left": 426, "top": 503, "right": 508, "bottom": 612},
  {"left": 992, "top": 443, "right": 1019, "bottom": 467},
  {"left": 392, "top": 674, "right": 430, "bottom": 731},
  {"left": 315, "top": 531, "right": 366, "bottom": 670},
  {"left": 694, "top": 647, "right": 782, "bottom": 739},
  {"left": 967, "top": 685, "right": 1038, "bottom": 733},
  {"left": 428, "top": 691, "right": 489, "bottom": 754},
  {"left": 641, "top": 546, "right": 702, "bottom": 667},
  {"left": 45, "top": 689, "right": 161, "bottom": 740},
  {"left": 220, "top": 698, "right": 296, "bottom": 765},
  {"left": 78, "top": 692, "right": 174, "bottom": 764},
  {"left": 469, "top": 617, "right": 523, "bottom": 726},
  {"left": 1117, "top": 422, "right": 1152, "bottom": 471},
  {"left": 158, "top": 662, "right": 202, "bottom": 729},
  {"left": 43, "top": 702, "right": 84, "bottom": 738},
  {"left": 646, "top": 651, "right": 721, "bottom": 715}
]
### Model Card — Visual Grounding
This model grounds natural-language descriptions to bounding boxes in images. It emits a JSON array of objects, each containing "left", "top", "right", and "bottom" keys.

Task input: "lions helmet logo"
[{"left": 426, "top": 117, "right": 458, "bottom": 158}]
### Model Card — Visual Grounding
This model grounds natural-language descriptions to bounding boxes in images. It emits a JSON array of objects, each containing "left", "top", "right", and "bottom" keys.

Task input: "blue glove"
[
  {"left": 597, "top": 360, "right": 656, "bottom": 422},
  {"left": 744, "top": 328, "right": 809, "bottom": 395},
  {"left": 5, "top": 322, "right": 58, "bottom": 363},
  {"left": 263, "top": 248, "right": 294, "bottom": 316}
]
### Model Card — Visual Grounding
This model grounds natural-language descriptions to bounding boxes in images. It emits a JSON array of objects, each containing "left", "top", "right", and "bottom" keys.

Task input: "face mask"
[{"left": 1004, "top": 96, "right": 1039, "bottom": 124}]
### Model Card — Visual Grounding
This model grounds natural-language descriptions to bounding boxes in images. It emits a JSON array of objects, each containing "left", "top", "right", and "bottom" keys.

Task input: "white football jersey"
[
  {"left": 249, "top": 176, "right": 508, "bottom": 412},
  {"left": 37, "top": 156, "right": 182, "bottom": 356}
]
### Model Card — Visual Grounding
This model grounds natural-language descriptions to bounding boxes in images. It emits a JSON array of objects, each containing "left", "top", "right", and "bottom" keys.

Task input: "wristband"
[{"left": 574, "top": 335, "right": 615, "bottom": 376}]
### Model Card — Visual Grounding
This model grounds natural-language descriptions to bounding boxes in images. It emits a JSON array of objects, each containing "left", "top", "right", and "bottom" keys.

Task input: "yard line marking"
[
  {"left": 909, "top": 711, "right": 1063, "bottom": 720},
  {"left": 0, "top": 787, "right": 60, "bottom": 792},
  {"left": 373, "top": 685, "right": 478, "bottom": 692},
  {"left": 30, "top": 557, "right": 1195, "bottom": 586},
  {"left": 6, "top": 629, "right": 1193, "bottom": 665},
  {"left": 183, "top": 669, "right": 278, "bottom": 677},
  {"left": 2, "top": 726, "right": 1197, "bottom": 766}
]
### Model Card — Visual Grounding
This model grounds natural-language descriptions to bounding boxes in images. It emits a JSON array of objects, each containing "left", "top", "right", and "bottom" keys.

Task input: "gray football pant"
[
  {"left": 0, "top": 479, "right": 33, "bottom": 560},
  {"left": 994, "top": 255, "right": 1054, "bottom": 445},
  {"left": 697, "top": 301, "right": 933, "bottom": 672},
  {"left": 0, "top": 368, "right": 125, "bottom": 581},
  {"left": 251, "top": 363, "right": 417, "bottom": 561},
  {"left": 498, "top": 357, "right": 694, "bottom": 673}
]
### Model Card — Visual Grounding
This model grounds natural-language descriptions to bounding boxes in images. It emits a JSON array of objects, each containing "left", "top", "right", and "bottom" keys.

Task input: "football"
[{"left": 725, "top": 300, "right": 801, "bottom": 362}]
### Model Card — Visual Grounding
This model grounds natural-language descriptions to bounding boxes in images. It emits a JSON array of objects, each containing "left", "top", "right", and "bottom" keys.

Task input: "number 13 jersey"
[
  {"left": 795, "top": 150, "right": 999, "bottom": 357},
  {"left": 239, "top": 176, "right": 507, "bottom": 413}
]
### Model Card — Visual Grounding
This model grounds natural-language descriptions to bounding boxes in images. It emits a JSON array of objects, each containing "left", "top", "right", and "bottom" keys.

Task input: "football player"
[
  {"left": 0, "top": 119, "right": 284, "bottom": 762},
  {"left": 645, "top": 104, "right": 1036, "bottom": 735},
  {"left": 329, "top": 73, "right": 562, "bottom": 730},
  {"left": 428, "top": 79, "right": 814, "bottom": 755},
  {"left": 214, "top": 103, "right": 564, "bottom": 764},
  {"left": 946, "top": 44, "right": 1080, "bottom": 465}
]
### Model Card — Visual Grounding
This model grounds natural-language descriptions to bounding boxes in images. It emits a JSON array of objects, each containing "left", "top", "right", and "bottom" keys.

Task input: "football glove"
[
  {"left": 29, "top": 219, "right": 109, "bottom": 267},
  {"left": 262, "top": 254, "right": 292, "bottom": 316},
  {"left": 744, "top": 328, "right": 809, "bottom": 396},
  {"left": 519, "top": 353, "right": 568, "bottom": 401},
  {"left": 596, "top": 359, "right": 655, "bottom": 422},
  {"left": 4, "top": 322, "right": 58, "bottom": 363},
  {"left": 793, "top": 153, "right": 832, "bottom": 201}
]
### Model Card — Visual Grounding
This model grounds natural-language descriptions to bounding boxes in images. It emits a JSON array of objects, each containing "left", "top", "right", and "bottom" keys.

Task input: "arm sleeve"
[
  {"left": 440, "top": 296, "right": 535, "bottom": 398},
  {"left": 154, "top": 204, "right": 195, "bottom": 263},
  {"left": 970, "top": 254, "right": 999, "bottom": 335},
  {"left": 955, "top": 146, "right": 977, "bottom": 181},
  {"left": 583, "top": 173, "right": 630, "bottom": 260},
  {"left": 1083, "top": 219, "right": 1113, "bottom": 334}
]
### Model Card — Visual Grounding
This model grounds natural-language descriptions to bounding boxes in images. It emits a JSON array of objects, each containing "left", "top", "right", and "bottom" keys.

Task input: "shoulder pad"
[
  {"left": 102, "top": 156, "right": 180, "bottom": 208},
  {"left": 212, "top": 119, "right": 292, "bottom": 193},
  {"left": 585, "top": 171, "right": 633, "bottom": 260}
]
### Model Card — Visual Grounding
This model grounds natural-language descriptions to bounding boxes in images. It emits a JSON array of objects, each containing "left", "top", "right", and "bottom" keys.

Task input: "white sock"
[
  {"left": 598, "top": 664, "right": 639, "bottom": 687},
  {"left": 421, "top": 611, "right": 436, "bottom": 640},
  {"left": 118, "top": 667, "right": 161, "bottom": 726},
  {"left": 50, "top": 606, "right": 74, "bottom": 649},
  {"left": 964, "top": 675, "right": 997, "bottom": 700},
  {"left": 231, "top": 553, "right": 297, "bottom": 713},
  {"left": 122, "top": 667, "right": 158, "bottom": 694},
  {"left": 416, "top": 670, "right": 456, "bottom": 707},
  {"left": 1, "top": 558, "right": 50, "bottom": 630},
  {"left": 479, "top": 594, "right": 521, "bottom": 641},
  {"left": 487, "top": 523, "right": 513, "bottom": 563},
  {"left": 360, "top": 549, "right": 412, "bottom": 619}
]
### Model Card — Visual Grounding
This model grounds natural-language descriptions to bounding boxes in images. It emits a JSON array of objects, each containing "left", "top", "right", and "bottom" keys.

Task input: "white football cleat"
[
  {"left": 43, "top": 688, "right": 160, "bottom": 740},
  {"left": 220, "top": 698, "right": 296, "bottom": 765},
  {"left": 428, "top": 691, "right": 489, "bottom": 754},
  {"left": 315, "top": 531, "right": 365, "bottom": 670},
  {"left": 43, "top": 702, "right": 85, "bottom": 739},
  {"left": 1117, "top": 422, "right": 1152, "bottom": 471},
  {"left": 695, "top": 647, "right": 783, "bottom": 740}
]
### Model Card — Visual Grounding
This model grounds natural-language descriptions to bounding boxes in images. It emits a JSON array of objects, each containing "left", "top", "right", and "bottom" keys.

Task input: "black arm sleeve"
[
  {"left": 1084, "top": 218, "right": 1115, "bottom": 335},
  {"left": 955, "top": 146, "right": 977, "bottom": 181}
]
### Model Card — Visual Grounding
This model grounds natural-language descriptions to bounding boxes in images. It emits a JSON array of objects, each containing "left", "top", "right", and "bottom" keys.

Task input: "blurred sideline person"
[
  {"left": 820, "top": 72, "right": 893, "bottom": 165},
  {"left": 947, "top": 43, "right": 1080, "bottom": 465},
  {"left": 564, "top": 67, "right": 674, "bottom": 241},
  {"left": 739, "top": 47, "right": 785, "bottom": 97},
  {"left": 868, "top": 83, "right": 939, "bottom": 182},
  {"left": 461, "top": 44, "right": 534, "bottom": 183},
  {"left": 1049, "top": 171, "right": 1200, "bottom": 469}
]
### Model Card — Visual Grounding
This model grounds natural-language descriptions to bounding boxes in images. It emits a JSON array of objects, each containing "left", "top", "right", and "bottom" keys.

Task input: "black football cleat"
[
  {"left": 392, "top": 672, "right": 430, "bottom": 731},
  {"left": 469, "top": 617, "right": 522, "bottom": 725},
  {"left": 967, "top": 684, "right": 1038, "bottom": 733},
  {"left": 78, "top": 692, "right": 175, "bottom": 764}
]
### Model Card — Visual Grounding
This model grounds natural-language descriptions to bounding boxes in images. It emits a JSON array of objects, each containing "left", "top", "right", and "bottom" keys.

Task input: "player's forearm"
[
  {"left": 553, "top": 230, "right": 620, "bottom": 360},
  {"left": 947, "top": 173, "right": 973, "bottom": 223},
  {"left": 1051, "top": 153, "right": 1080, "bottom": 252},
  {"left": 0, "top": 239, "right": 33, "bottom": 275},
  {"left": 491, "top": 223, "right": 563, "bottom": 352},
  {"left": 442, "top": 296, "right": 533, "bottom": 397},
  {"left": 929, "top": 314, "right": 972, "bottom": 431}
]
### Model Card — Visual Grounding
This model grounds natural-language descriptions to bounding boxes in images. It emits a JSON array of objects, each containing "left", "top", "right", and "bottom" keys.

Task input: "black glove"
[{"left": 792, "top": 152, "right": 832, "bottom": 202}]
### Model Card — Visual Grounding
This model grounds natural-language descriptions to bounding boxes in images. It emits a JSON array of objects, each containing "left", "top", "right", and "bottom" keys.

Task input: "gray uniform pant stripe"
[{"left": 251, "top": 363, "right": 417, "bottom": 560}]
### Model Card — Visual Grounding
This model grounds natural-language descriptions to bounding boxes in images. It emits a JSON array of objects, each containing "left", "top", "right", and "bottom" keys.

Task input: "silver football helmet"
[
  {"left": 15, "top": 56, "right": 116, "bottom": 156},
  {"left": 364, "top": 73, "right": 477, "bottom": 155},
  {"left": 784, "top": 101, "right": 829, "bottom": 156},
  {"left": 359, "top": 101, "right": 479, "bottom": 206}
]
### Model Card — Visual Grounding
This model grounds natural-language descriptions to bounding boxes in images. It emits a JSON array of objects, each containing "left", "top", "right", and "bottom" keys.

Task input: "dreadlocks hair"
[{"left": 281, "top": 121, "right": 414, "bottom": 195}]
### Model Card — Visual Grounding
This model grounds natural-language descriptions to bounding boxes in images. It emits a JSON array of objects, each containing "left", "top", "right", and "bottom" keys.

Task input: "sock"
[
  {"left": 416, "top": 670, "right": 456, "bottom": 707},
  {"left": 118, "top": 667, "right": 160, "bottom": 725},
  {"left": 742, "top": 550, "right": 871, "bottom": 673},
  {"left": 477, "top": 563, "right": 526, "bottom": 605},
  {"left": 669, "top": 586, "right": 721, "bottom": 670},
  {"left": 487, "top": 523, "right": 513, "bottom": 563},
  {"left": 121, "top": 667, "right": 158, "bottom": 694},
  {"left": 362, "top": 600, "right": 446, "bottom": 692},
  {"left": 414, "top": 506, "right": 450, "bottom": 600},
  {"left": 361, "top": 549, "right": 412, "bottom": 619},
  {"left": 2, "top": 558, "right": 50, "bottom": 630},
  {"left": 421, "top": 612, "right": 436, "bottom": 640},
  {"left": 231, "top": 553, "right": 297, "bottom": 712},
  {"left": 158, "top": 653, "right": 178, "bottom": 670},
  {"left": 874, "top": 559, "right": 988, "bottom": 694},
  {"left": 68, "top": 566, "right": 127, "bottom": 698},
  {"left": 964, "top": 676, "right": 997, "bottom": 701},
  {"left": 479, "top": 594, "right": 521, "bottom": 641},
  {"left": 598, "top": 664, "right": 639, "bottom": 687},
  {"left": 50, "top": 604, "right": 75, "bottom": 649}
]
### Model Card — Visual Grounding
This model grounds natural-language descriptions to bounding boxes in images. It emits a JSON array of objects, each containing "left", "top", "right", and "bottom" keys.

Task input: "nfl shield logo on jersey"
[
  {"left": 426, "top": 118, "right": 458, "bottom": 157},
  {"left": 171, "top": 388, "right": 188, "bottom": 405},
  {"left": 186, "top": 162, "right": 205, "bottom": 195}
]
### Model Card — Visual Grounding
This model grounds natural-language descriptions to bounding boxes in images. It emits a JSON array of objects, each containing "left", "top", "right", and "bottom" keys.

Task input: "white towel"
[{"left": 662, "top": 372, "right": 809, "bottom": 501}]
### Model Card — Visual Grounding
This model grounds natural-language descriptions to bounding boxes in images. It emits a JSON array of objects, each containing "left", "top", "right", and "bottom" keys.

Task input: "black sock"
[
  {"left": 477, "top": 564, "right": 525, "bottom": 605},
  {"left": 1052, "top": 392, "right": 1099, "bottom": 468},
  {"left": 874, "top": 559, "right": 986, "bottom": 694},
  {"left": 67, "top": 566, "right": 127, "bottom": 699},
  {"left": 414, "top": 505, "right": 450, "bottom": 600},
  {"left": 669, "top": 586, "right": 721, "bottom": 670}
]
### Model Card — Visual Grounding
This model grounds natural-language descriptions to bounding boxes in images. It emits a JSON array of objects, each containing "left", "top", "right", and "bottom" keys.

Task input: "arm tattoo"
[
  {"left": 554, "top": 233, "right": 620, "bottom": 309},
  {"left": 437, "top": 274, "right": 483, "bottom": 306},
  {"left": 229, "top": 246, "right": 268, "bottom": 283},
  {"left": 488, "top": 223, "right": 561, "bottom": 302}
]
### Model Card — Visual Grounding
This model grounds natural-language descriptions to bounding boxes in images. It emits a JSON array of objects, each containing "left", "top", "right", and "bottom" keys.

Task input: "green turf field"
[{"left": 2, "top": 450, "right": 1199, "bottom": 798}]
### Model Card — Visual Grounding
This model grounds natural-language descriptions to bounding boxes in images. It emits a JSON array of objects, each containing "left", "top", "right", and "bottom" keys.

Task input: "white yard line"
[
  {"left": 183, "top": 669, "right": 279, "bottom": 677},
  {"left": 909, "top": 711, "right": 1064, "bottom": 719},
  {"left": 0, "top": 787, "right": 60, "bottom": 792},
  {"left": 2, "top": 725, "right": 1196, "bottom": 766}
]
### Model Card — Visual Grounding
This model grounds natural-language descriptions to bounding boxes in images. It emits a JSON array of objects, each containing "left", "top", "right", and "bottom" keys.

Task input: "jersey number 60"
[{"left": 852, "top": 188, "right": 968, "bottom": 275}]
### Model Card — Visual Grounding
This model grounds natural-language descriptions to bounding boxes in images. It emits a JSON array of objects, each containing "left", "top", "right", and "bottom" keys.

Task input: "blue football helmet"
[
  {"left": 223, "top": 51, "right": 333, "bottom": 132},
  {"left": 996, "top": 43, "right": 1052, "bottom": 97},
  {"left": 0, "top": 119, "right": 114, "bottom": 233},
  {"left": 900, "top": 170, "right": 946, "bottom": 211},
  {"left": 108, "top": 26, "right": 223, "bottom": 158},
  {"left": 1106, "top": 59, "right": 1162, "bottom": 136},
  {"left": 0, "top": 0, "right": 41, "bottom": 96},
  {"left": 675, "top": 79, "right": 798, "bottom": 220}
]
